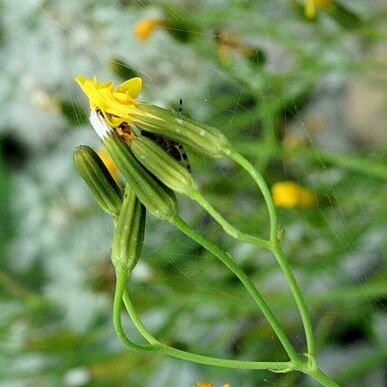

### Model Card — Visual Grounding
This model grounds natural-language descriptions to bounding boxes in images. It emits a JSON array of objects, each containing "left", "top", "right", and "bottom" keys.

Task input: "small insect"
[
  {"left": 113, "top": 99, "right": 191, "bottom": 172},
  {"left": 142, "top": 131, "right": 191, "bottom": 172},
  {"left": 143, "top": 98, "right": 191, "bottom": 172}
]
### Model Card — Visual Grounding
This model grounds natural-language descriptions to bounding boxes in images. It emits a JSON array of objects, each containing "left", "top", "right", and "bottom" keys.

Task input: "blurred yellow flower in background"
[
  {"left": 272, "top": 181, "right": 316, "bottom": 208},
  {"left": 133, "top": 18, "right": 166, "bottom": 41},
  {"left": 304, "top": 0, "right": 332, "bottom": 18}
]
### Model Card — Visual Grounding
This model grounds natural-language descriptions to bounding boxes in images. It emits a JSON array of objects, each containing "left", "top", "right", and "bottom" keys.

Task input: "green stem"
[
  {"left": 114, "top": 217, "right": 337, "bottom": 384},
  {"left": 229, "top": 150, "right": 278, "bottom": 241},
  {"left": 122, "top": 289, "right": 294, "bottom": 371},
  {"left": 228, "top": 150, "right": 315, "bottom": 359},
  {"left": 113, "top": 270, "right": 156, "bottom": 352},
  {"left": 121, "top": 267, "right": 338, "bottom": 386},
  {"left": 190, "top": 189, "right": 272, "bottom": 249},
  {"left": 170, "top": 214, "right": 300, "bottom": 363},
  {"left": 272, "top": 243, "right": 316, "bottom": 359},
  {"left": 309, "top": 367, "right": 341, "bottom": 387}
]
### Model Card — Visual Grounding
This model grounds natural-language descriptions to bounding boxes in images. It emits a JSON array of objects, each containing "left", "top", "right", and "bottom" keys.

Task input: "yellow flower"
[
  {"left": 98, "top": 146, "right": 120, "bottom": 184},
  {"left": 133, "top": 18, "right": 166, "bottom": 41},
  {"left": 75, "top": 75, "right": 144, "bottom": 129},
  {"left": 304, "top": 0, "right": 332, "bottom": 19},
  {"left": 76, "top": 75, "right": 232, "bottom": 158},
  {"left": 272, "top": 181, "right": 316, "bottom": 208}
]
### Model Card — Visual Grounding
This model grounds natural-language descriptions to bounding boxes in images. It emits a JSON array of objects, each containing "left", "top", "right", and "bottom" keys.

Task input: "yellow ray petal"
[
  {"left": 118, "top": 77, "right": 142, "bottom": 98},
  {"left": 98, "top": 146, "right": 120, "bottom": 184}
]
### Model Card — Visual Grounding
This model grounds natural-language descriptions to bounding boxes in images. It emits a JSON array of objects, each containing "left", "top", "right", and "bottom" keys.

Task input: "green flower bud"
[
  {"left": 133, "top": 103, "right": 233, "bottom": 158},
  {"left": 111, "top": 185, "right": 145, "bottom": 274},
  {"left": 103, "top": 133, "right": 178, "bottom": 221},
  {"left": 130, "top": 135, "right": 196, "bottom": 195},
  {"left": 73, "top": 145, "right": 122, "bottom": 216}
]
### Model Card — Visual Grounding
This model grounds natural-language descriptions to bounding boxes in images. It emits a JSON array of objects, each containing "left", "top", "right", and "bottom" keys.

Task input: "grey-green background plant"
[{"left": 1, "top": 0, "right": 386, "bottom": 386}]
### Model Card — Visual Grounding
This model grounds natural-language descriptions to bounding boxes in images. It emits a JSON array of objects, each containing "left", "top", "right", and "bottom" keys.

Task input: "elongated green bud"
[
  {"left": 74, "top": 145, "right": 122, "bottom": 216},
  {"left": 111, "top": 185, "right": 145, "bottom": 274},
  {"left": 89, "top": 110, "right": 177, "bottom": 221},
  {"left": 104, "top": 135, "right": 177, "bottom": 221},
  {"left": 130, "top": 135, "right": 196, "bottom": 195},
  {"left": 133, "top": 103, "right": 233, "bottom": 158}
]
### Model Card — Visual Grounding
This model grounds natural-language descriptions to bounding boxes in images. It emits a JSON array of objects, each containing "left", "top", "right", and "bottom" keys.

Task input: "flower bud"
[
  {"left": 73, "top": 145, "right": 122, "bottom": 216},
  {"left": 133, "top": 103, "right": 233, "bottom": 158},
  {"left": 111, "top": 185, "right": 145, "bottom": 274},
  {"left": 103, "top": 133, "right": 178, "bottom": 221},
  {"left": 130, "top": 135, "right": 196, "bottom": 195}
]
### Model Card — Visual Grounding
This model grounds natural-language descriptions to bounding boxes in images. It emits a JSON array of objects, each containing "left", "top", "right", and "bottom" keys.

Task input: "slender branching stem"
[
  {"left": 229, "top": 150, "right": 278, "bottom": 241},
  {"left": 111, "top": 149, "right": 338, "bottom": 385},
  {"left": 170, "top": 214, "right": 300, "bottom": 364},
  {"left": 122, "top": 289, "right": 295, "bottom": 371},
  {"left": 271, "top": 243, "right": 316, "bottom": 360},
  {"left": 113, "top": 270, "right": 156, "bottom": 352},
  {"left": 229, "top": 150, "right": 316, "bottom": 360},
  {"left": 190, "top": 188, "right": 272, "bottom": 249}
]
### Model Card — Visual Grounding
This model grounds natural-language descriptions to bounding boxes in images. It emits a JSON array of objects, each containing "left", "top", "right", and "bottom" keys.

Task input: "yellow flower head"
[
  {"left": 75, "top": 75, "right": 232, "bottom": 158},
  {"left": 304, "top": 0, "right": 332, "bottom": 19},
  {"left": 272, "top": 181, "right": 316, "bottom": 208},
  {"left": 98, "top": 146, "right": 120, "bottom": 184},
  {"left": 133, "top": 18, "right": 166, "bottom": 41},
  {"left": 75, "top": 75, "right": 143, "bottom": 129}
]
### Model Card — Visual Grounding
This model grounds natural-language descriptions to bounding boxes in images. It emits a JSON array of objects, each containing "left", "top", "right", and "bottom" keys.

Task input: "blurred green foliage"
[{"left": 0, "top": 0, "right": 386, "bottom": 386}]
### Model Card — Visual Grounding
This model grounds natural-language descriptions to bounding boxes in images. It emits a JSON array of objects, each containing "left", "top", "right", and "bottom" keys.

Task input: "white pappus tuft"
[{"left": 89, "top": 109, "right": 112, "bottom": 139}]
